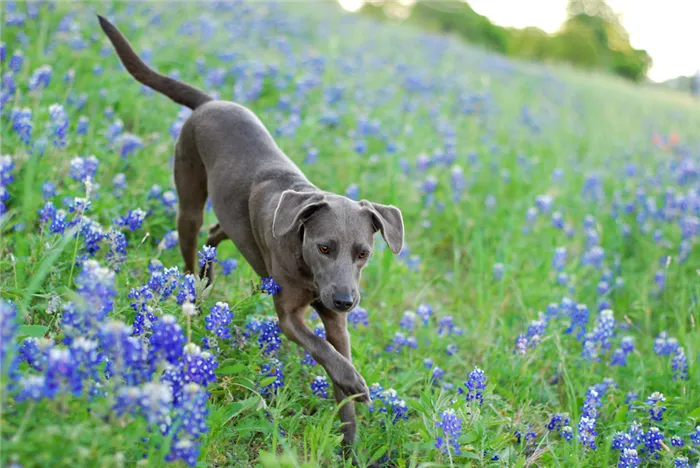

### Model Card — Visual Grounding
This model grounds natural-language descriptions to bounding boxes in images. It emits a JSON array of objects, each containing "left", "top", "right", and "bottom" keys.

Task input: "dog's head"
[{"left": 273, "top": 190, "right": 403, "bottom": 312}]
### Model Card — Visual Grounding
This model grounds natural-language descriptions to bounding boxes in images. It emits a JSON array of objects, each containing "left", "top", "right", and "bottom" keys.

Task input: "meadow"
[{"left": 1, "top": 1, "right": 699, "bottom": 467}]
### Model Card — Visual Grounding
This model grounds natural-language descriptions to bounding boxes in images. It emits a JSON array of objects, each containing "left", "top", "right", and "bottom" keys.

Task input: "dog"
[{"left": 98, "top": 15, "right": 404, "bottom": 454}]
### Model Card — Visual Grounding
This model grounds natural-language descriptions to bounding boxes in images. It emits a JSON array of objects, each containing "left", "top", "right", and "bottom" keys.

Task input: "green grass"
[{"left": 1, "top": 1, "right": 699, "bottom": 467}]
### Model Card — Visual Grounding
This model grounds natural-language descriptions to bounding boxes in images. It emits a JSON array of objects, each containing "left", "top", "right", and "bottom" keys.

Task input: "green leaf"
[
  {"left": 614, "top": 404, "right": 628, "bottom": 423},
  {"left": 369, "top": 445, "right": 388, "bottom": 464},
  {"left": 260, "top": 376, "right": 278, "bottom": 387},
  {"left": 461, "top": 430, "right": 479, "bottom": 444},
  {"left": 460, "top": 451, "right": 481, "bottom": 460},
  {"left": 689, "top": 407, "right": 700, "bottom": 419},
  {"left": 217, "top": 364, "right": 247, "bottom": 375},
  {"left": 17, "top": 324, "right": 48, "bottom": 338}
]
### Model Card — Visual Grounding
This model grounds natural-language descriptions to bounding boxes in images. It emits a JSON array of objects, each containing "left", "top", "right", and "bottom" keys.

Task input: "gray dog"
[{"left": 98, "top": 16, "right": 404, "bottom": 453}]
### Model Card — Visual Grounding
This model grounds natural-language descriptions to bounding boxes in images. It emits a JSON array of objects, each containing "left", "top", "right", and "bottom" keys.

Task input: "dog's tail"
[{"left": 97, "top": 15, "right": 212, "bottom": 110}]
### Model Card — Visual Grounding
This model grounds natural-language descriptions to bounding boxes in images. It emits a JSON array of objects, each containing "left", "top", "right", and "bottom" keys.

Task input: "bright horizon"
[{"left": 338, "top": 0, "right": 700, "bottom": 82}]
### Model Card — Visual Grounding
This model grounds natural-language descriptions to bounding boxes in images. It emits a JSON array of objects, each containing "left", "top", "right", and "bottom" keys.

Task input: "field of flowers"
[{"left": 1, "top": 1, "right": 699, "bottom": 467}]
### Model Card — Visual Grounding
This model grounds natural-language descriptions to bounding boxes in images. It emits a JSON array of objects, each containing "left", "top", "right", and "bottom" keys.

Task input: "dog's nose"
[{"left": 332, "top": 292, "right": 354, "bottom": 311}]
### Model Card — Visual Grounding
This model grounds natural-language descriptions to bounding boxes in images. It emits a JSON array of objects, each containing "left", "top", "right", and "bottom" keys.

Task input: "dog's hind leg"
[{"left": 174, "top": 140, "right": 208, "bottom": 276}]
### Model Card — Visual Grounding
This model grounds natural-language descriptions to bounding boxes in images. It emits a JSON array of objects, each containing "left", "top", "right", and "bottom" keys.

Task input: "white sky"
[{"left": 338, "top": 0, "right": 700, "bottom": 82}]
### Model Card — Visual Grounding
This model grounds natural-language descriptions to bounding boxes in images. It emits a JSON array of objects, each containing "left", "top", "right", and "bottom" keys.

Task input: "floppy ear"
[
  {"left": 272, "top": 190, "right": 328, "bottom": 238},
  {"left": 360, "top": 201, "right": 404, "bottom": 255}
]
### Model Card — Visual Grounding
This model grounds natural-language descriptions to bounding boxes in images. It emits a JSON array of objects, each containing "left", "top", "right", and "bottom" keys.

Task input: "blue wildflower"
[
  {"left": 220, "top": 258, "right": 237, "bottom": 275},
  {"left": 48, "top": 103, "right": 68, "bottom": 147},
  {"left": 261, "top": 276, "right": 281, "bottom": 295},
  {"left": 459, "top": 366, "right": 486, "bottom": 406},
  {"left": 160, "top": 230, "right": 179, "bottom": 250},
  {"left": 183, "top": 343, "right": 217, "bottom": 387},
  {"left": 198, "top": 245, "right": 217, "bottom": 268},
  {"left": 149, "top": 315, "right": 186, "bottom": 365},
  {"left": 260, "top": 358, "right": 284, "bottom": 397},
  {"left": 205, "top": 302, "right": 233, "bottom": 340},
  {"left": 176, "top": 274, "right": 196, "bottom": 305},
  {"left": 618, "top": 448, "right": 641, "bottom": 468},
  {"left": 435, "top": 408, "right": 462, "bottom": 455},
  {"left": 311, "top": 375, "right": 329, "bottom": 398},
  {"left": 348, "top": 307, "right": 369, "bottom": 328},
  {"left": 115, "top": 208, "right": 146, "bottom": 231},
  {"left": 646, "top": 392, "right": 666, "bottom": 421}
]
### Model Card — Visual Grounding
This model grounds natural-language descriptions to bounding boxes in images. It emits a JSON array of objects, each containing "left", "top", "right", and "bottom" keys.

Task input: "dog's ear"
[
  {"left": 360, "top": 201, "right": 404, "bottom": 255},
  {"left": 273, "top": 190, "right": 328, "bottom": 238}
]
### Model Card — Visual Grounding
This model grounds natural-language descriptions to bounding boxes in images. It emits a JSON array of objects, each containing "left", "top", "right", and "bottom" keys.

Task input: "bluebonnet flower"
[
  {"left": 246, "top": 317, "right": 282, "bottom": 356},
  {"left": 9, "top": 50, "right": 23, "bottom": 73},
  {"left": 166, "top": 437, "right": 200, "bottom": 467},
  {"left": 115, "top": 208, "right": 146, "bottom": 231},
  {"left": 347, "top": 307, "right": 369, "bottom": 328},
  {"left": 48, "top": 103, "right": 68, "bottom": 147},
  {"left": 451, "top": 165, "right": 465, "bottom": 201},
  {"left": 205, "top": 302, "right": 233, "bottom": 339},
  {"left": 372, "top": 387, "right": 408, "bottom": 423},
  {"left": 311, "top": 375, "right": 329, "bottom": 398},
  {"left": 1, "top": 300, "right": 19, "bottom": 371},
  {"left": 643, "top": 427, "right": 664, "bottom": 455},
  {"left": 62, "top": 260, "right": 116, "bottom": 341},
  {"left": 386, "top": 331, "right": 414, "bottom": 353},
  {"left": 672, "top": 348, "right": 688, "bottom": 380},
  {"left": 259, "top": 358, "right": 284, "bottom": 397},
  {"left": 670, "top": 436, "right": 684, "bottom": 447},
  {"left": 69, "top": 156, "right": 99, "bottom": 182},
  {"left": 459, "top": 366, "right": 486, "bottom": 406},
  {"left": 105, "top": 229, "right": 128, "bottom": 267},
  {"left": 112, "top": 173, "right": 127, "bottom": 193},
  {"left": 674, "top": 457, "right": 690, "bottom": 468},
  {"left": 345, "top": 184, "right": 359, "bottom": 200},
  {"left": 618, "top": 448, "right": 641, "bottom": 468},
  {"left": 691, "top": 426, "right": 700, "bottom": 445},
  {"left": 116, "top": 133, "right": 143, "bottom": 158},
  {"left": 565, "top": 303, "right": 589, "bottom": 341},
  {"left": 28, "top": 65, "right": 52, "bottom": 90},
  {"left": 220, "top": 258, "right": 237, "bottom": 275},
  {"left": 198, "top": 245, "right": 217, "bottom": 268},
  {"left": 493, "top": 263, "right": 504, "bottom": 280},
  {"left": 552, "top": 247, "right": 567, "bottom": 271},
  {"left": 547, "top": 413, "right": 571, "bottom": 438},
  {"left": 176, "top": 274, "right": 196, "bottom": 305},
  {"left": 437, "top": 315, "right": 456, "bottom": 336},
  {"left": 149, "top": 315, "right": 186, "bottom": 365},
  {"left": 399, "top": 311, "right": 416, "bottom": 331},
  {"left": 430, "top": 366, "right": 445, "bottom": 384},
  {"left": 77, "top": 116, "right": 89, "bottom": 135},
  {"left": 578, "top": 386, "right": 602, "bottom": 450},
  {"left": 416, "top": 304, "right": 432, "bottom": 325},
  {"left": 446, "top": 343, "right": 457, "bottom": 355},
  {"left": 159, "top": 230, "right": 179, "bottom": 250},
  {"left": 17, "top": 375, "right": 48, "bottom": 401},
  {"left": 11, "top": 107, "right": 33, "bottom": 145},
  {"left": 435, "top": 409, "right": 462, "bottom": 455},
  {"left": 42, "top": 181, "right": 56, "bottom": 199},
  {"left": 183, "top": 343, "right": 217, "bottom": 387},
  {"left": 653, "top": 332, "right": 679, "bottom": 356},
  {"left": 646, "top": 392, "right": 666, "bottom": 421},
  {"left": 261, "top": 276, "right": 281, "bottom": 295}
]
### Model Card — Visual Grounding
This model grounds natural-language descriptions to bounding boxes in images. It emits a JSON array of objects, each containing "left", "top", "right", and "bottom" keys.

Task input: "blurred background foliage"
[{"left": 358, "top": 0, "right": 653, "bottom": 82}]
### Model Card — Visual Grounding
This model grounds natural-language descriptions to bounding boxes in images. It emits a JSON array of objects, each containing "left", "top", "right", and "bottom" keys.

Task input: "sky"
[
  {"left": 469, "top": 0, "right": 699, "bottom": 82},
  {"left": 338, "top": 0, "right": 700, "bottom": 82}
]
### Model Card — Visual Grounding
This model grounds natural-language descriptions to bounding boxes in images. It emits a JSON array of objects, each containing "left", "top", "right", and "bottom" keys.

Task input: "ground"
[{"left": 1, "top": 1, "right": 699, "bottom": 467}]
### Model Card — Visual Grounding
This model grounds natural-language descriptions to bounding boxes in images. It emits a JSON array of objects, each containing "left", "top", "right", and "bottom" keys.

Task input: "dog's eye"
[
  {"left": 318, "top": 245, "right": 330, "bottom": 255},
  {"left": 358, "top": 250, "right": 369, "bottom": 259}
]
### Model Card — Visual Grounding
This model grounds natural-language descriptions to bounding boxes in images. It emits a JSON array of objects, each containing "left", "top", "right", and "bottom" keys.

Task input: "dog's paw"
[{"left": 333, "top": 362, "right": 370, "bottom": 403}]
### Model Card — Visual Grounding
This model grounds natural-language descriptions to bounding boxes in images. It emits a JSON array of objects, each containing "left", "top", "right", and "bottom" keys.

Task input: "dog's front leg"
[
  {"left": 274, "top": 295, "right": 370, "bottom": 403},
  {"left": 313, "top": 301, "right": 358, "bottom": 447}
]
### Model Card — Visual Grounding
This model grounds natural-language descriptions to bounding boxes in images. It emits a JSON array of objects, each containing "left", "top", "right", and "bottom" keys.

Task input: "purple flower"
[
  {"left": 416, "top": 304, "right": 432, "bottom": 325},
  {"left": 149, "top": 315, "right": 186, "bottom": 365},
  {"left": 198, "top": 245, "right": 217, "bottom": 268},
  {"left": 311, "top": 375, "right": 329, "bottom": 398},
  {"left": 116, "top": 133, "right": 143, "bottom": 158},
  {"left": 259, "top": 358, "right": 284, "bottom": 397},
  {"left": 618, "top": 448, "right": 641, "bottom": 468},
  {"left": 48, "top": 103, "right": 68, "bottom": 147},
  {"left": 348, "top": 307, "right": 369, "bottom": 328},
  {"left": 205, "top": 302, "right": 233, "bottom": 339},
  {"left": 115, "top": 208, "right": 146, "bottom": 231},
  {"left": 261, "top": 276, "right": 281, "bottom": 295},
  {"left": 1, "top": 300, "right": 19, "bottom": 371},
  {"left": 646, "top": 392, "right": 666, "bottom": 421},
  {"left": 459, "top": 366, "right": 486, "bottom": 406},
  {"left": 28, "top": 65, "right": 52, "bottom": 90},
  {"left": 220, "top": 258, "right": 237, "bottom": 276},
  {"left": 435, "top": 409, "right": 462, "bottom": 455},
  {"left": 160, "top": 231, "right": 179, "bottom": 250}
]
